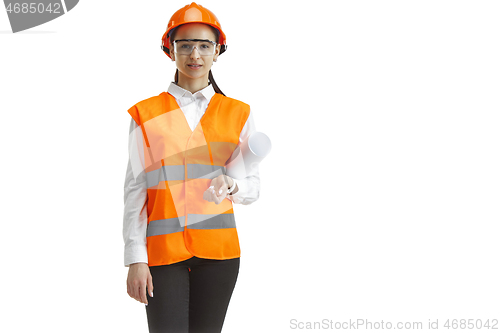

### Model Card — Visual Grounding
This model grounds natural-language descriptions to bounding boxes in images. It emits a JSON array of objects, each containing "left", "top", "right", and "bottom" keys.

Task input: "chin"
[{"left": 185, "top": 70, "right": 208, "bottom": 78}]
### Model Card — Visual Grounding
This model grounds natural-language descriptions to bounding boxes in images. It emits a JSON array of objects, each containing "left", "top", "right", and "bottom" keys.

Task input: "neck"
[{"left": 176, "top": 70, "right": 210, "bottom": 94}]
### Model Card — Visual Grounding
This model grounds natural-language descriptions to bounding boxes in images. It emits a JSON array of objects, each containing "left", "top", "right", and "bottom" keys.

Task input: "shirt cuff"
[
  {"left": 227, "top": 177, "right": 249, "bottom": 204},
  {"left": 124, "top": 244, "right": 148, "bottom": 267}
]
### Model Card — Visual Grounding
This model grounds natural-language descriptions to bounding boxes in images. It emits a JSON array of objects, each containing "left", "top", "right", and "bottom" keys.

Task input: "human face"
[{"left": 170, "top": 23, "right": 221, "bottom": 82}]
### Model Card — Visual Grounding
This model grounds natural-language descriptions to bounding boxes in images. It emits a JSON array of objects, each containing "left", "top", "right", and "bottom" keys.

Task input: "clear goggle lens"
[{"left": 173, "top": 39, "right": 216, "bottom": 56}]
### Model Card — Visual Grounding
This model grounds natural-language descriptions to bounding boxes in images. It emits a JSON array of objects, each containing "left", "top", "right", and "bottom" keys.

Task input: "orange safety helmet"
[{"left": 161, "top": 2, "right": 227, "bottom": 59}]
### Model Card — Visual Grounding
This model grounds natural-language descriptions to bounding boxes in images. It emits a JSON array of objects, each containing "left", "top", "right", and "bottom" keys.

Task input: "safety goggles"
[{"left": 173, "top": 39, "right": 217, "bottom": 56}]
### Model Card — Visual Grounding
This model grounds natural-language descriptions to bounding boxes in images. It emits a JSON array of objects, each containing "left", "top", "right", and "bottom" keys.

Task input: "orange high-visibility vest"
[{"left": 128, "top": 91, "right": 250, "bottom": 267}]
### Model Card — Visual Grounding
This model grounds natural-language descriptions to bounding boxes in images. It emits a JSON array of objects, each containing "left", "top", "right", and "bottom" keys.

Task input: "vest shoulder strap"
[
  {"left": 127, "top": 93, "right": 165, "bottom": 126},
  {"left": 220, "top": 95, "right": 250, "bottom": 112},
  {"left": 217, "top": 95, "right": 251, "bottom": 130}
]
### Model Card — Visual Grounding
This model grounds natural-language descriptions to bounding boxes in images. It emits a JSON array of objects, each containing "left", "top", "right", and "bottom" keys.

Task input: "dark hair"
[{"left": 169, "top": 25, "right": 225, "bottom": 96}]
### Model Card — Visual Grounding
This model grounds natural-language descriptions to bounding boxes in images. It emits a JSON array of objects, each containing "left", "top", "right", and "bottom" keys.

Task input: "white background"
[{"left": 1, "top": 0, "right": 499, "bottom": 332}]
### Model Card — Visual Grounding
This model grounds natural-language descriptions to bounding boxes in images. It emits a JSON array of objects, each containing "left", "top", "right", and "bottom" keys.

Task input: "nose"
[{"left": 190, "top": 46, "right": 201, "bottom": 59}]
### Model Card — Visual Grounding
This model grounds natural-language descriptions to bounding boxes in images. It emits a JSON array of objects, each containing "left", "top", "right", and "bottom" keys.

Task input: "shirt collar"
[{"left": 167, "top": 81, "right": 216, "bottom": 102}]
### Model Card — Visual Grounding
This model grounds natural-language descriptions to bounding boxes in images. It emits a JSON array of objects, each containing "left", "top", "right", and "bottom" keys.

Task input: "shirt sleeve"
[
  {"left": 123, "top": 118, "right": 149, "bottom": 267},
  {"left": 227, "top": 107, "right": 261, "bottom": 205}
]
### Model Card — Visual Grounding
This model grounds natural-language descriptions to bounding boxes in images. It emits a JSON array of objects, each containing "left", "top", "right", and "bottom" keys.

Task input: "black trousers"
[{"left": 145, "top": 256, "right": 240, "bottom": 333}]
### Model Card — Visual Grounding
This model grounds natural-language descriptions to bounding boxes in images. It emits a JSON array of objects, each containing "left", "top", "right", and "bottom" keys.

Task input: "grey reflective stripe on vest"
[
  {"left": 187, "top": 213, "right": 236, "bottom": 229},
  {"left": 147, "top": 216, "right": 186, "bottom": 237},
  {"left": 146, "top": 165, "right": 184, "bottom": 188},
  {"left": 187, "top": 164, "right": 226, "bottom": 179},
  {"left": 146, "top": 164, "right": 227, "bottom": 188},
  {"left": 146, "top": 214, "right": 236, "bottom": 236}
]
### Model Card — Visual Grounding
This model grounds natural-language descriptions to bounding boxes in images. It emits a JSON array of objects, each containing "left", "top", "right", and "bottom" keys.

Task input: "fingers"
[
  {"left": 139, "top": 283, "right": 148, "bottom": 305},
  {"left": 130, "top": 279, "right": 142, "bottom": 304},
  {"left": 218, "top": 184, "right": 226, "bottom": 196},
  {"left": 204, "top": 185, "right": 227, "bottom": 204},
  {"left": 127, "top": 279, "right": 137, "bottom": 302},
  {"left": 147, "top": 273, "right": 154, "bottom": 298},
  {"left": 127, "top": 278, "right": 135, "bottom": 300},
  {"left": 133, "top": 280, "right": 148, "bottom": 305},
  {"left": 127, "top": 274, "right": 150, "bottom": 305},
  {"left": 204, "top": 174, "right": 229, "bottom": 203},
  {"left": 214, "top": 185, "right": 226, "bottom": 205},
  {"left": 204, "top": 186, "right": 217, "bottom": 203},
  {"left": 203, "top": 187, "right": 214, "bottom": 202},
  {"left": 125, "top": 273, "right": 153, "bottom": 306}
]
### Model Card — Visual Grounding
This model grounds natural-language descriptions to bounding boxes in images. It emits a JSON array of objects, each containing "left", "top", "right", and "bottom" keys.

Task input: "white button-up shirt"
[{"left": 123, "top": 82, "right": 260, "bottom": 267}]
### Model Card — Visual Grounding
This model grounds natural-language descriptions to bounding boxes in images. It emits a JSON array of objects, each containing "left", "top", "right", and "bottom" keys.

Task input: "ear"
[
  {"left": 170, "top": 43, "right": 175, "bottom": 61},
  {"left": 213, "top": 44, "right": 221, "bottom": 62}
]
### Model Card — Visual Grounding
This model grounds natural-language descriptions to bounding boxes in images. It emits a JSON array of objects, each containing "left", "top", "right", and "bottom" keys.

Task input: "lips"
[{"left": 188, "top": 64, "right": 202, "bottom": 69}]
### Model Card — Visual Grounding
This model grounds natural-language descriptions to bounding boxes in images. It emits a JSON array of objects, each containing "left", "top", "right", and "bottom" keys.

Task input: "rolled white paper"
[{"left": 225, "top": 131, "right": 272, "bottom": 179}]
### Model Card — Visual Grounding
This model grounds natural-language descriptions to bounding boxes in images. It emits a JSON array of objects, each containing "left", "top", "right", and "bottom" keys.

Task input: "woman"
[{"left": 123, "top": 2, "right": 260, "bottom": 332}]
